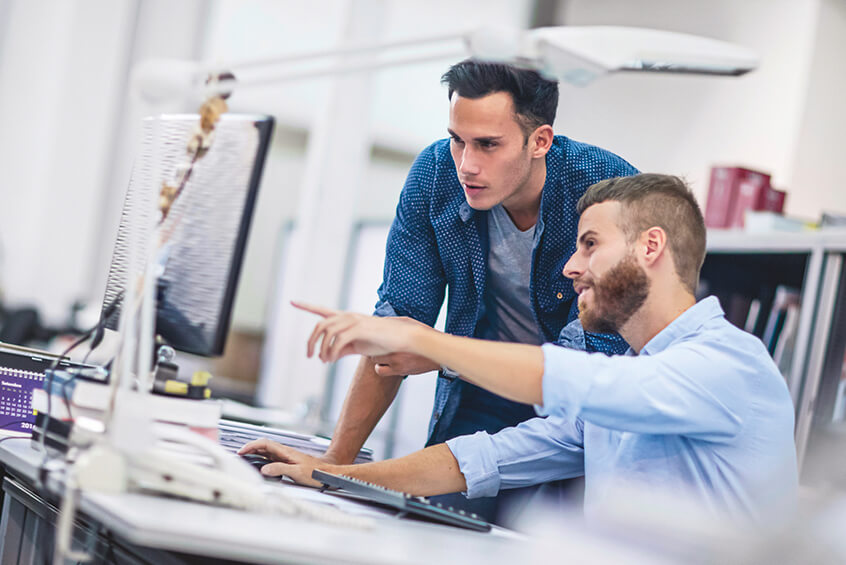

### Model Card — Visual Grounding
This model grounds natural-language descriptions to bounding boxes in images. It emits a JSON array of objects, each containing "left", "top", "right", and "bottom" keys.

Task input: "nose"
[
  {"left": 458, "top": 146, "right": 480, "bottom": 176},
  {"left": 563, "top": 249, "right": 585, "bottom": 280}
]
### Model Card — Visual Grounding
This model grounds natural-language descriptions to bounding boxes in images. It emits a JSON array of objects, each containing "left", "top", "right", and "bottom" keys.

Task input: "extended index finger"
[
  {"left": 291, "top": 301, "right": 341, "bottom": 318},
  {"left": 238, "top": 437, "right": 271, "bottom": 455},
  {"left": 238, "top": 438, "right": 301, "bottom": 463}
]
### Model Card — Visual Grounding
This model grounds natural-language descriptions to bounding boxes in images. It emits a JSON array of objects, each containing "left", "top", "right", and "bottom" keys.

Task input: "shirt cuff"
[
  {"left": 373, "top": 300, "right": 399, "bottom": 318},
  {"left": 445, "top": 432, "right": 501, "bottom": 499},
  {"left": 537, "top": 343, "right": 594, "bottom": 419}
]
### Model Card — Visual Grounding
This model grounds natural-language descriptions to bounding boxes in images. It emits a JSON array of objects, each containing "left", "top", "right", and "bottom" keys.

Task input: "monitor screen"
[{"left": 102, "top": 113, "right": 274, "bottom": 356}]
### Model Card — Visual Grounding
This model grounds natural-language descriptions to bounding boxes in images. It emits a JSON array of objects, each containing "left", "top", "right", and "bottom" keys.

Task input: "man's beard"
[{"left": 577, "top": 253, "right": 650, "bottom": 334}]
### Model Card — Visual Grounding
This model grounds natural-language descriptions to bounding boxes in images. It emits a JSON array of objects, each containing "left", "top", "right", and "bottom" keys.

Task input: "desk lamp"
[{"left": 131, "top": 25, "right": 759, "bottom": 103}]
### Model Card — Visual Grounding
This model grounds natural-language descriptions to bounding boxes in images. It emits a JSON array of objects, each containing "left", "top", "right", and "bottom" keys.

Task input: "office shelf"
[
  {"left": 702, "top": 229, "right": 846, "bottom": 472},
  {"left": 707, "top": 229, "right": 846, "bottom": 253}
]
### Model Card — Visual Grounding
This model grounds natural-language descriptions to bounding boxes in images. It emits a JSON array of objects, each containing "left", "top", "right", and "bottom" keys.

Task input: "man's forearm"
[
  {"left": 328, "top": 444, "right": 466, "bottom": 497},
  {"left": 323, "top": 356, "right": 403, "bottom": 464},
  {"left": 412, "top": 328, "right": 545, "bottom": 405}
]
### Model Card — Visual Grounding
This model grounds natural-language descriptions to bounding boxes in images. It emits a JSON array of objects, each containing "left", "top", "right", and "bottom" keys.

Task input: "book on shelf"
[
  {"left": 724, "top": 293, "right": 754, "bottom": 329},
  {"left": 832, "top": 352, "right": 846, "bottom": 421},
  {"left": 730, "top": 183, "right": 787, "bottom": 228},
  {"left": 744, "top": 210, "right": 813, "bottom": 233},
  {"left": 717, "top": 290, "right": 771, "bottom": 337},
  {"left": 762, "top": 285, "right": 802, "bottom": 356},
  {"left": 772, "top": 303, "right": 801, "bottom": 378},
  {"left": 762, "top": 186, "right": 787, "bottom": 213},
  {"left": 820, "top": 212, "right": 846, "bottom": 229},
  {"left": 705, "top": 166, "right": 773, "bottom": 228},
  {"left": 744, "top": 298, "right": 762, "bottom": 334},
  {"left": 725, "top": 172, "right": 773, "bottom": 228}
]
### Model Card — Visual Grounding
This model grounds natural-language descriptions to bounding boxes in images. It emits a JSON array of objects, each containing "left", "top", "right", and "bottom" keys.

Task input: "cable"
[
  {"left": 39, "top": 333, "right": 95, "bottom": 455},
  {"left": 0, "top": 436, "right": 26, "bottom": 445},
  {"left": 35, "top": 291, "right": 124, "bottom": 489},
  {"left": 50, "top": 291, "right": 125, "bottom": 425},
  {"left": 0, "top": 420, "right": 33, "bottom": 444},
  {"left": 0, "top": 420, "right": 30, "bottom": 430}
]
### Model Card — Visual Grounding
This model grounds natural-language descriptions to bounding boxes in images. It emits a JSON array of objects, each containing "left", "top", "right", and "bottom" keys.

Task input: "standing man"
[{"left": 321, "top": 59, "right": 637, "bottom": 519}]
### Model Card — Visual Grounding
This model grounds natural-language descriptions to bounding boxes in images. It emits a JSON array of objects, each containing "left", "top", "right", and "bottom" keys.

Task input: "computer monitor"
[{"left": 101, "top": 113, "right": 274, "bottom": 357}]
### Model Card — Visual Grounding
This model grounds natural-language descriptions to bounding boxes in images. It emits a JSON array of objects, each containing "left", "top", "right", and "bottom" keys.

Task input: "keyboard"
[
  {"left": 218, "top": 419, "right": 373, "bottom": 464},
  {"left": 312, "top": 469, "right": 491, "bottom": 532}
]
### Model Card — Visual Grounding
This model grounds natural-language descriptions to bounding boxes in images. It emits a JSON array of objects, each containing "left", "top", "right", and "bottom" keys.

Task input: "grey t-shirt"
[
  {"left": 479, "top": 204, "right": 544, "bottom": 345},
  {"left": 451, "top": 204, "right": 543, "bottom": 439}
]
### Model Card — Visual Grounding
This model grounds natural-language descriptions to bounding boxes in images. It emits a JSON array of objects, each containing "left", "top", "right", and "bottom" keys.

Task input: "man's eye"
[
  {"left": 450, "top": 136, "right": 464, "bottom": 145},
  {"left": 585, "top": 239, "right": 595, "bottom": 248},
  {"left": 480, "top": 141, "right": 497, "bottom": 149}
]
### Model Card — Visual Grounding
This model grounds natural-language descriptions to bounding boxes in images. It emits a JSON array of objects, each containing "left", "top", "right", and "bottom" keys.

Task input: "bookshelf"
[{"left": 703, "top": 229, "right": 846, "bottom": 472}]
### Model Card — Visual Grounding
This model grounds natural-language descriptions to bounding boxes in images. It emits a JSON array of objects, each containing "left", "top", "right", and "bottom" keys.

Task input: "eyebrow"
[{"left": 447, "top": 129, "right": 503, "bottom": 143}]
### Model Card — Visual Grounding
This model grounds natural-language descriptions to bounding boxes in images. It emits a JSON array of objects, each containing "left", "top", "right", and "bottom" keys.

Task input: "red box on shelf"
[
  {"left": 727, "top": 171, "right": 773, "bottom": 228},
  {"left": 763, "top": 186, "right": 787, "bottom": 212},
  {"left": 705, "top": 166, "right": 773, "bottom": 228}
]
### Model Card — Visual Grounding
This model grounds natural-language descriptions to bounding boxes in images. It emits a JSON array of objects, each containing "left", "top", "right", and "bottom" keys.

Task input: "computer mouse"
[{"left": 240, "top": 453, "right": 272, "bottom": 470}]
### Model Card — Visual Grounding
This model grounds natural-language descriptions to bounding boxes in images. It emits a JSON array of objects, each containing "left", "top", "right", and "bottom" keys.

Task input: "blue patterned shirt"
[
  {"left": 446, "top": 297, "right": 799, "bottom": 523},
  {"left": 375, "top": 135, "right": 638, "bottom": 444}
]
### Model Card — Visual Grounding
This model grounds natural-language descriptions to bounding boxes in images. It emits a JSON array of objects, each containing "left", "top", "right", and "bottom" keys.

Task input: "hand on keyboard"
[{"left": 238, "top": 437, "right": 328, "bottom": 487}]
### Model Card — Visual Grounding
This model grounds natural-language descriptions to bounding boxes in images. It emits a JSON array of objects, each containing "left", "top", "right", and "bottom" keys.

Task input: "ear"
[
  {"left": 530, "top": 124, "right": 554, "bottom": 158},
  {"left": 640, "top": 226, "right": 668, "bottom": 267}
]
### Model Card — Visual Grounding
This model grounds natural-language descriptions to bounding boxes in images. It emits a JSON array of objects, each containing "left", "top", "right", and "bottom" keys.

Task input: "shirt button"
[
  {"left": 556, "top": 292, "right": 563, "bottom": 299},
  {"left": 433, "top": 411, "right": 441, "bottom": 420}
]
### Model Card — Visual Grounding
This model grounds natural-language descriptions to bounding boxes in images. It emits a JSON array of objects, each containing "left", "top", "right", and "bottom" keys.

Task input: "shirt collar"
[
  {"left": 459, "top": 201, "right": 475, "bottom": 223},
  {"left": 638, "top": 296, "right": 725, "bottom": 356},
  {"left": 537, "top": 136, "right": 564, "bottom": 220}
]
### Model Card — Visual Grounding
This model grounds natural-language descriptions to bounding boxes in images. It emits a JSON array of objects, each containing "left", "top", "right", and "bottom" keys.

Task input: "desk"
[{"left": 0, "top": 438, "right": 525, "bottom": 564}]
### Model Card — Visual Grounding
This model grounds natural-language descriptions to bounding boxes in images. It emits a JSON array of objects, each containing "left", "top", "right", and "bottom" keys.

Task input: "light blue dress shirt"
[{"left": 446, "top": 296, "right": 798, "bottom": 523}]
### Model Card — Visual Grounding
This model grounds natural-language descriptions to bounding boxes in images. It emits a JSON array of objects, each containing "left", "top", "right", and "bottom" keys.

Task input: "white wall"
[
  {"left": 0, "top": 0, "right": 137, "bottom": 322},
  {"left": 788, "top": 0, "right": 846, "bottom": 219},
  {"left": 0, "top": 0, "right": 210, "bottom": 324},
  {"left": 204, "top": 0, "right": 529, "bottom": 153},
  {"left": 557, "top": 0, "right": 822, "bottom": 214}
]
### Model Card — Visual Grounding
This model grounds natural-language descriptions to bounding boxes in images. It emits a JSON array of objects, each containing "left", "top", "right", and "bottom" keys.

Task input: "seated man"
[{"left": 240, "top": 173, "right": 798, "bottom": 523}]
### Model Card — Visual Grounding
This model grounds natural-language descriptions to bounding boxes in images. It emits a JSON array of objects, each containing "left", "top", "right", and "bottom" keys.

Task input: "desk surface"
[{"left": 0, "top": 438, "right": 525, "bottom": 565}]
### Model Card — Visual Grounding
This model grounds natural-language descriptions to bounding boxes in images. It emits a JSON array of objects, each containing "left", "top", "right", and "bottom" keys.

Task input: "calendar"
[
  {"left": 0, "top": 345, "right": 99, "bottom": 437},
  {"left": 0, "top": 366, "right": 42, "bottom": 436}
]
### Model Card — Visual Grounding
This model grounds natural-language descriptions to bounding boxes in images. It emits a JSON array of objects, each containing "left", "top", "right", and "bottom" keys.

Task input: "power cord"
[
  {"left": 35, "top": 291, "right": 123, "bottom": 486},
  {"left": 0, "top": 420, "right": 33, "bottom": 445}
]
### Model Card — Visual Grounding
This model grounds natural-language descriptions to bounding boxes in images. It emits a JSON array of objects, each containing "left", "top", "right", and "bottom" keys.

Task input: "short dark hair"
[
  {"left": 577, "top": 173, "right": 707, "bottom": 294},
  {"left": 441, "top": 59, "right": 559, "bottom": 134}
]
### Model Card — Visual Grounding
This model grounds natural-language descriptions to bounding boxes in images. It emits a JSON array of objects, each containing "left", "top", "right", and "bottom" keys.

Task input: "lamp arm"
[{"left": 220, "top": 30, "right": 469, "bottom": 71}]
